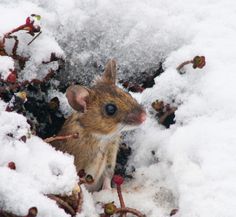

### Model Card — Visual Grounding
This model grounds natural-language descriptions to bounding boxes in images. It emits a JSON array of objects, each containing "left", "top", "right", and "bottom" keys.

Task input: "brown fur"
[{"left": 51, "top": 60, "right": 145, "bottom": 191}]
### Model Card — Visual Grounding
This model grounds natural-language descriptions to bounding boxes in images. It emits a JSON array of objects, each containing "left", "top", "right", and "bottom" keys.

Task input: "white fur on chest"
[{"left": 93, "top": 132, "right": 119, "bottom": 151}]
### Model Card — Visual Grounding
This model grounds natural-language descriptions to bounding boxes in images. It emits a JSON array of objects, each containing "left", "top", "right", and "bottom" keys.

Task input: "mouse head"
[{"left": 66, "top": 59, "right": 146, "bottom": 135}]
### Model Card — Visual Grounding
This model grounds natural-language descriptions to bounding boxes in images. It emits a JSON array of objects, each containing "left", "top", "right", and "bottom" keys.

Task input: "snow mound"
[
  {"left": 131, "top": 1, "right": 236, "bottom": 217},
  {"left": 0, "top": 112, "right": 98, "bottom": 217},
  {"left": 0, "top": 111, "right": 78, "bottom": 217}
]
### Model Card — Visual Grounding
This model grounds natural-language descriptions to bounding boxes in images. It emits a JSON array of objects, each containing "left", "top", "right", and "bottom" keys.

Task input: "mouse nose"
[{"left": 125, "top": 109, "right": 147, "bottom": 125}]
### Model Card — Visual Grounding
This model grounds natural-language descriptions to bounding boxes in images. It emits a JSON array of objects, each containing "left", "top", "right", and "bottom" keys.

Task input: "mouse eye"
[{"left": 105, "top": 103, "right": 117, "bottom": 116}]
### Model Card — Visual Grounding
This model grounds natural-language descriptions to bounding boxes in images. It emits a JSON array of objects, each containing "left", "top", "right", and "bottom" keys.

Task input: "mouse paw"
[{"left": 102, "top": 176, "right": 112, "bottom": 190}]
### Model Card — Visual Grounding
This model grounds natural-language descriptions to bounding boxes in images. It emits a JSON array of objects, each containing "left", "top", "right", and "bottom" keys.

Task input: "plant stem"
[
  {"left": 47, "top": 194, "right": 76, "bottom": 216},
  {"left": 27, "top": 31, "right": 42, "bottom": 46},
  {"left": 117, "top": 185, "right": 126, "bottom": 217},
  {"left": 176, "top": 60, "right": 193, "bottom": 73},
  {"left": 115, "top": 207, "right": 146, "bottom": 217}
]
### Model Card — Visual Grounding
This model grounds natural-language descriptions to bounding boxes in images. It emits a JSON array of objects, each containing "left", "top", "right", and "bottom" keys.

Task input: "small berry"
[
  {"left": 78, "top": 169, "right": 86, "bottom": 178},
  {"left": 6, "top": 70, "right": 17, "bottom": 83},
  {"left": 85, "top": 174, "right": 94, "bottom": 184},
  {"left": 16, "top": 91, "right": 27, "bottom": 102},
  {"left": 112, "top": 175, "right": 124, "bottom": 186},
  {"left": 170, "top": 209, "right": 178, "bottom": 216},
  {"left": 6, "top": 133, "right": 14, "bottom": 138},
  {"left": 152, "top": 100, "right": 164, "bottom": 112},
  {"left": 26, "top": 207, "right": 38, "bottom": 217},
  {"left": 25, "top": 17, "right": 32, "bottom": 25},
  {"left": 104, "top": 202, "right": 117, "bottom": 215},
  {"left": 48, "top": 97, "right": 60, "bottom": 111},
  {"left": 192, "top": 56, "right": 206, "bottom": 69},
  {"left": 122, "top": 81, "right": 130, "bottom": 89},
  {"left": 20, "top": 135, "right": 27, "bottom": 143},
  {"left": 8, "top": 162, "right": 16, "bottom": 170}
]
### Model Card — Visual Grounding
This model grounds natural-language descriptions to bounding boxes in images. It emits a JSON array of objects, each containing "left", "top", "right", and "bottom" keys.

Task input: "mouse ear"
[
  {"left": 66, "top": 85, "right": 89, "bottom": 113},
  {"left": 102, "top": 59, "right": 117, "bottom": 84}
]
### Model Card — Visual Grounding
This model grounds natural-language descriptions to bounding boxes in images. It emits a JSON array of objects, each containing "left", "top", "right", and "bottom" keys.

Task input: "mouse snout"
[{"left": 125, "top": 108, "right": 146, "bottom": 125}]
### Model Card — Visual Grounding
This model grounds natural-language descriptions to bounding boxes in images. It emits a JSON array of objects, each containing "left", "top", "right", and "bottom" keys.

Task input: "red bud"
[
  {"left": 8, "top": 162, "right": 16, "bottom": 170},
  {"left": 112, "top": 175, "right": 124, "bottom": 186},
  {"left": 25, "top": 207, "right": 38, "bottom": 217},
  {"left": 20, "top": 135, "right": 27, "bottom": 143},
  {"left": 6, "top": 70, "right": 17, "bottom": 83},
  {"left": 78, "top": 169, "right": 86, "bottom": 178},
  {"left": 85, "top": 174, "right": 94, "bottom": 184},
  {"left": 170, "top": 209, "right": 178, "bottom": 216}
]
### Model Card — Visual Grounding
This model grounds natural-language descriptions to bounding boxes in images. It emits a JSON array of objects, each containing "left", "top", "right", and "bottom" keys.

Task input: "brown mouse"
[{"left": 51, "top": 59, "right": 146, "bottom": 191}]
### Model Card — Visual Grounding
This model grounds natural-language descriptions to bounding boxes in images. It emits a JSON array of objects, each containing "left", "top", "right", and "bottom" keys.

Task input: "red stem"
[
  {"left": 117, "top": 185, "right": 126, "bottom": 217},
  {"left": 77, "top": 187, "right": 83, "bottom": 213},
  {"left": 115, "top": 207, "right": 146, "bottom": 217},
  {"left": 4, "top": 24, "right": 28, "bottom": 38},
  {"left": 176, "top": 60, "right": 193, "bottom": 72}
]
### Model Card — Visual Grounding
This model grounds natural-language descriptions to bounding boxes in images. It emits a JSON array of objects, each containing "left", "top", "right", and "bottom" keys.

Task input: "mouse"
[{"left": 51, "top": 59, "right": 146, "bottom": 191}]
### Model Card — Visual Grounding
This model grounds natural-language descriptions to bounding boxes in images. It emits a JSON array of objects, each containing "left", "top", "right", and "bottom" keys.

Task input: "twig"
[
  {"left": 76, "top": 186, "right": 84, "bottom": 213},
  {"left": 4, "top": 35, "right": 19, "bottom": 56},
  {"left": 176, "top": 56, "right": 206, "bottom": 74},
  {"left": 112, "top": 176, "right": 126, "bottom": 217},
  {"left": 176, "top": 60, "right": 193, "bottom": 73},
  {"left": 42, "top": 53, "right": 63, "bottom": 64},
  {"left": 117, "top": 185, "right": 125, "bottom": 207},
  {"left": 12, "top": 36, "right": 19, "bottom": 56},
  {"left": 47, "top": 184, "right": 83, "bottom": 216},
  {"left": 0, "top": 207, "right": 37, "bottom": 217},
  {"left": 115, "top": 207, "right": 146, "bottom": 217},
  {"left": 0, "top": 38, "right": 7, "bottom": 56},
  {"left": 4, "top": 24, "right": 29, "bottom": 38},
  {"left": 44, "top": 133, "right": 79, "bottom": 143},
  {"left": 47, "top": 194, "right": 76, "bottom": 216},
  {"left": 0, "top": 210, "right": 19, "bottom": 217},
  {"left": 27, "top": 31, "right": 42, "bottom": 46}
]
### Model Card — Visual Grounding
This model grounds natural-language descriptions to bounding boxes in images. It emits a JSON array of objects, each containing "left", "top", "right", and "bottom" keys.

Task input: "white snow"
[
  {"left": 0, "top": 56, "right": 14, "bottom": 79},
  {"left": 1, "top": 0, "right": 236, "bottom": 217},
  {"left": 0, "top": 111, "right": 78, "bottom": 217},
  {"left": 0, "top": 1, "right": 64, "bottom": 81}
]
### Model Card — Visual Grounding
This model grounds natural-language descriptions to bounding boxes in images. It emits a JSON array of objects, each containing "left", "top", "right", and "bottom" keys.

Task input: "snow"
[
  {"left": 0, "top": 1, "right": 64, "bottom": 80},
  {"left": 1, "top": 0, "right": 236, "bottom": 217},
  {"left": 47, "top": 90, "right": 73, "bottom": 117},
  {"left": 0, "top": 56, "right": 14, "bottom": 79},
  {"left": 0, "top": 112, "right": 77, "bottom": 217}
]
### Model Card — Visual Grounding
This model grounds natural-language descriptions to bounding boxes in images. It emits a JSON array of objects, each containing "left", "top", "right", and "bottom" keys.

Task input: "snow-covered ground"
[{"left": 1, "top": 0, "right": 236, "bottom": 217}]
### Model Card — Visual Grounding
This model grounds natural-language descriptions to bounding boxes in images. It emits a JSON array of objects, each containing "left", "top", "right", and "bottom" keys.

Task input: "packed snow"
[{"left": 1, "top": 0, "right": 236, "bottom": 217}]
